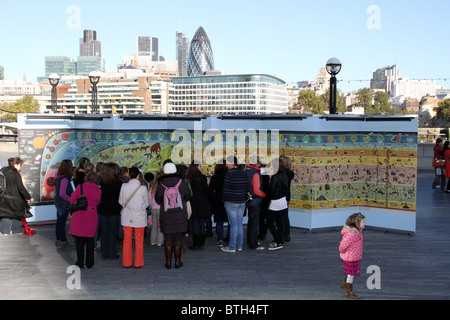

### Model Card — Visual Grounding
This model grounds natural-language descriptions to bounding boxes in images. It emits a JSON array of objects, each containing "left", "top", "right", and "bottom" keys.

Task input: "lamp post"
[
  {"left": 326, "top": 58, "right": 342, "bottom": 115},
  {"left": 89, "top": 71, "right": 101, "bottom": 113},
  {"left": 48, "top": 73, "right": 60, "bottom": 113}
]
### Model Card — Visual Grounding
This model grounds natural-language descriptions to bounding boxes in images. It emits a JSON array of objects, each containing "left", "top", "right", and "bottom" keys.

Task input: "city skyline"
[{"left": 0, "top": 0, "right": 449, "bottom": 93}]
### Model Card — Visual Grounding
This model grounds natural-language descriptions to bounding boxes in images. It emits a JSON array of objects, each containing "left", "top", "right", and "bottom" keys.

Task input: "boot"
[
  {"left": 344, "top": 283, "right": 360, "bottom": 299},
  {"left": 340, "top": 275, "right": 347, "bottom": 289},
  {"left": 174, "top": 246, "right": 183, "bottom": 269},
  {"left": 188, "top": 235, "right": 200, "bottom": 250},
  {"left": 164, "top": 246, "right": 173, "bottom": 269}
]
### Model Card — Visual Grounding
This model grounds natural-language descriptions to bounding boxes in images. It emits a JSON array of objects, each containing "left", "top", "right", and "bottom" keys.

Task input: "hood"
[{"left": 341, "top": 225, "right": 360, "bottom": 236}]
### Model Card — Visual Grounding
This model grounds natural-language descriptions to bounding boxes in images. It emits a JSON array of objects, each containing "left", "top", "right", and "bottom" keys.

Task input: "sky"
[{"left": 1, "top": 0, "right": 449, "bottom": 93}]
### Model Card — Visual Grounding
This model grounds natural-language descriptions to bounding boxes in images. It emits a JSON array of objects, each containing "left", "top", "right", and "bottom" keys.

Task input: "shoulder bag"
[
  {"left": 120, "top": 185, "right": 141, "bottom": 215},
  {"left": 69, "top": 184, "right": 88, "bottom": 213}
]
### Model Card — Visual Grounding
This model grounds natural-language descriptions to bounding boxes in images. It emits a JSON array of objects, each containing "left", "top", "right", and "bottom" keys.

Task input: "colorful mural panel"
[{"left": 18, "top": 127, "right": 417, "bottom": 213}]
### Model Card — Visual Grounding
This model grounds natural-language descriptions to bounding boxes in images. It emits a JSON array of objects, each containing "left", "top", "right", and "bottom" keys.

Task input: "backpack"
[
  {"left": 0, "top": 168, "right": 6, "bottom": 198},
  {"left": 161, "top": 180, "right": 183, "bottom": 211}
]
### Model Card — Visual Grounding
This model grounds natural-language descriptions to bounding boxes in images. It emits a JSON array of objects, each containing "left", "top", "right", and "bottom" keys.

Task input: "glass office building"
[
  {"left": 170, "top": 74, "right": 288, "bottom": 114},
  {"left": 187, "top": 27, "right": 214, "bottom": 76}
]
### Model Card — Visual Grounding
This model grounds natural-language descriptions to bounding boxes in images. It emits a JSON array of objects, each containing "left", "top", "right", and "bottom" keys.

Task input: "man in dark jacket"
[{"left": 0, "top": 157, "right": 31, "bottom": 235}]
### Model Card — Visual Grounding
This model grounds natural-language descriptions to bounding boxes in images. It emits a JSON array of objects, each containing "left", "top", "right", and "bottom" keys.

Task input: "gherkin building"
[{"left": 187, "top": 27, "right": 214, "bottom": 76}]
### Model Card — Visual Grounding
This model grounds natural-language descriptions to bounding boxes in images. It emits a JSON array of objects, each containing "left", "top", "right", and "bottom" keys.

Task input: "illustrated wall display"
[{"left": 18, "top": 127, "right": 417, "bottom": 213}]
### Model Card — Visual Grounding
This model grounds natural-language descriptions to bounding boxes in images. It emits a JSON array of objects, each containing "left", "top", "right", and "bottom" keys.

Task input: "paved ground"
[{"left": 0, "top": 170, "right": 449, "bottom": 304}]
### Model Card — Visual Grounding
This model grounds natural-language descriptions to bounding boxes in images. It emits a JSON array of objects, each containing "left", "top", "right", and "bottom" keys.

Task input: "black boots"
[
  {"left": 164, "top": 246, "right": 173, "bottom": 269},
  {"left": 174, "top": 246, "right": 183, "bottom": 269}
]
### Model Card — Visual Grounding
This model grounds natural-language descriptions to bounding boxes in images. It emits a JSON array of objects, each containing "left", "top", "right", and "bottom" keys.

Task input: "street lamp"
[
  {"left": 48, "top": 73, "right": 60, "bottom": 113},
  {"left": 326, "top": 58, "right": 342, "bottom": 115},
  {"left": 89, "top": 71, "right": 101, "bottom": 113}
]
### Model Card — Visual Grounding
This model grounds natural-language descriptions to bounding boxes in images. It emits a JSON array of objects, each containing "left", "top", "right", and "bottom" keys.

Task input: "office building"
[
  {"left": 187, "top": 27, "right": 214, "bottom": 76},
  {"left": 138, "top": 37, "right": 159, "bottom": 61},
  {"left": 76, "top": 56, "right": 105, "bottom": 76},
  {"left": 176, "top": 31, "right": 190, "bottom": 77},
  {"left": 170, "top": 74, "right": 288, "bottom": 114},
  {"left": 80, "top": 29, "right": 102, "bottom": 57},
  {"left": 44, "top": 56, "right": 76, "bottom": 78}
]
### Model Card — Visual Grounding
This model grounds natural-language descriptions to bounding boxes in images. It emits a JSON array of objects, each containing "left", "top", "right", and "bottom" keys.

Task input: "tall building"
[
  {"left": 76, "top": 56, "right": 105, "bottom": 76},
  {"left": 80, "top": 29, "right": 102, "bottom": 57},
  {"left": 187, "top": 27, "right": 214, "bottom": 76},
  {"left": 138, "top": 37, "right": 159, "bottom": 61},
  {"left": 45, "top": 56, "right": 76, "bottom": 77},
  {"left": 176, "top": 31, "right": 190, "bottom": 76},
  {"left": 170, "top": 74, "right": 288, "bottom": 114},
  {"left": 370, "top": 65, "right": 400, "bottom": 96}
]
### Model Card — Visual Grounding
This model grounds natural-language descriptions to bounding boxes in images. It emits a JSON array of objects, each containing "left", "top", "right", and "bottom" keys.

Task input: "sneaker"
[
  {"left": 255, "top": 245, "right": 265, "bottom": 250},
  {"left": 268, "top": 243, "right": 283, "bottom": 251},
  {"left": 217, "top": 240, "right": 224, "bottom": 247},
  {"left": 221, "top": 246, "right": 236, "bottom": 253},
  {"left": 237, "top": 248, "right": 242, "bottom": 252}
]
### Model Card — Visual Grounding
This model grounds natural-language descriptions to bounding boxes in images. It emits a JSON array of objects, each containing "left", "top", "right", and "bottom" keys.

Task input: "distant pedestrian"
[
  {"left": 54, "top": 159, "right": 75, "bottom": 249},
  {"left": 119, "top": 167, "right": 150, "bottom": 268},
  {"left": 266, "top": 157, "right": 289, "bottom": 251},
  {"left": 149, "top": 171, "right": 164, "bottom": 246},
  {"left": 432, "top": 138, "right": 445, "bottom": 191},
  {"left": 155, "top": 162, "right": 191, "bottom": 269},
  {"left": 245, "top": 157, "right": 266, "bottom": 250},
  {"left": 97, "top": 163, "right": 123, "bottom": 260},
  {"left": 186, "top": 163, "right": 212, "bottom": 250},
  {"left": 221, "top": 156, "right": 249, "bottom": 253},
  {"left": 208, "top": 161, "right": 228, "bottom": 246},
  {"left": 69, "top": 171, "right": 102, "bottom": 269},
  {"left": 282, "top": 156, "right": 294, "bottom": 242},
  {"left": 339, "top": 212, "right": 365, "bottom": 299},
  {"left": 444, "top": 141, "right": 450, "bottom": 193},
  {"left": 0, "top": 157, "right": 31, "bottom": 235}
]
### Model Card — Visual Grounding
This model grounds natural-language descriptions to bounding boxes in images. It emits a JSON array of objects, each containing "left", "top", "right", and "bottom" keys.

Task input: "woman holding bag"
[
  {"left": 69, "top": 171, "right": 102, "bottom": 269},
  {"left": 119, "top": 167, "right": 150, "bottom": 268}
]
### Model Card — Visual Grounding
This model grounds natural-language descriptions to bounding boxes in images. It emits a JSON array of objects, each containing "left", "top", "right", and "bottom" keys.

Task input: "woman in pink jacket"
[
  {"left": 339, "top": 212, "right": 365, "bottom": 299},
  {"left": 69, "top": 171, "right": 102, "bottom": 269}
]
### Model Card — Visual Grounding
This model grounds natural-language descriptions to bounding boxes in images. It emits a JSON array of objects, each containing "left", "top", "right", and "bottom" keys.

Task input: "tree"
[
  {"left": 356, "top": 88, "right": 375, "bottom": 114},
  {"left": 321, "top": 89, "right": 346, "bottom": 113},
  {"left": 435, "top": 99, "right": 450, "bottom": 121},
  {"left": 0, "top": 95, "right": 41, "bottom": 122},
  {"left": 374, "top": 91, "right": 394, "bottom": 114},
  {"left": 295, "top": 89, "right": 326, "bottom": 114}
]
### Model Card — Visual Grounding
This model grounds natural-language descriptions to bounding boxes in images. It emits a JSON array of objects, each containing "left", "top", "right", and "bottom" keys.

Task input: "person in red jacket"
[
  {"left": 443, "top": 141, "right": 450, "bottom": 193},
  {"left": 339, "top": 212, "right": 365, "bottom": 299},
  {"left": 432, "top": 138, "right": 445, "bottom": 190},
  {"left": 69, "top": 171, "right": 102, "bottom": 269}
]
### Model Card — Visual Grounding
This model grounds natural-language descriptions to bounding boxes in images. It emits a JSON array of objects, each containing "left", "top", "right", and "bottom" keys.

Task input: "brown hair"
[
  {"left": 345, "top": 212, "right": 366, "bottom": 231},
  {"left": 85, "top": 171, "right": 99, "bottom": 184},
  {"left": 8, "top": 157, "right": 24, "bottom": 167},
  {"left": 100, "top": 163, "right": 120, "bottom": 184},
  {"left": 57, "top": 160, "right": 73, "bottom": 178}
]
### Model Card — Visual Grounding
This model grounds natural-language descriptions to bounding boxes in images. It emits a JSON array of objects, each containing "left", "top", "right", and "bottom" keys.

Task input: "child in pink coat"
[
  {"left": 69, "top": 171, "right": 102, "bottom": 269},
  {"left": 339, "top": 212, "right": 365, "bottom": 299}
]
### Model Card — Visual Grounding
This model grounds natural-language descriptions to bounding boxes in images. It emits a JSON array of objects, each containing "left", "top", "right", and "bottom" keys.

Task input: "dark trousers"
[
  {"left": 74, "top": 236, "right": 95, "bottom": 269},
  {"left": 55, "top": 203, "right": 69, "bottom": 241},
  {"left": 98, "top": 214, "right": 120, "bottom": 259},
  {"left": 246, "top": 204, "right": 261, "bottom": 249},
  {"left": 267, "top": 208, "right": 287, "bottom": 245}
]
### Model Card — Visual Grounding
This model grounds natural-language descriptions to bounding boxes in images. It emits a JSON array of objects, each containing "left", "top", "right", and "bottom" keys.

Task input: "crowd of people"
[
  {"left": 50, "top": 155, "right": 297, "bottom": 269},
  {"left": 1, "top": 154, "right": 365, "bottom": 299},
  {"left": 432, "top": 137, "right": 450, "bottom": 192}
]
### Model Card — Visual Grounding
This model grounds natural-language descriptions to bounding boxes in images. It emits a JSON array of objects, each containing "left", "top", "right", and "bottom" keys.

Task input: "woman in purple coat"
[{"left": 69, "top": 171, "right": 102, "bottom": 269}]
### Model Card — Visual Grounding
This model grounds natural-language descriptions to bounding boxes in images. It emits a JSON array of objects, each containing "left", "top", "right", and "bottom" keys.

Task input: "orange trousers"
[{"left": 122, "top": 227, "right": 145, "bottom": 268}]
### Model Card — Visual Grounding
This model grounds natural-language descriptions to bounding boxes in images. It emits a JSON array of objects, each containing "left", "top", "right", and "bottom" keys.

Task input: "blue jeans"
[
  {"left": 55, "top": 202, "right": 70, "bottom": 242},
  {"left": 224, "top": 202, "right": 246, "bottom": 250}
]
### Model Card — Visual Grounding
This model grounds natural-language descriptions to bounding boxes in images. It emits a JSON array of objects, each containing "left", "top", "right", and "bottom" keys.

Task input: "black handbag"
[{"left": 69, "top": 184, "right": 88, "bottom": 213}]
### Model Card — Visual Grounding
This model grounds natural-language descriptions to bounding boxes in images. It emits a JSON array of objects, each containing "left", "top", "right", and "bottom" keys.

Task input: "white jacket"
[{"left": 119, "top": 179, "right": 150, "bottom": 228}]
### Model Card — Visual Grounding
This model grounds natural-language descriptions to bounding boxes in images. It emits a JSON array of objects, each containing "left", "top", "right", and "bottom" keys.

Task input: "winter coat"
[
  {"left": 268, "top": 172, "right": 289, "bottom": 201},
  {"left": 339, "top": 225, "right": 364, "bottom": 262},
  {"left": 0, "top": 166, "right": 31, "bottom": 220},
  {"left": 208, "top": 168, "right": 227, "bottom": 223},
  {"left": 69, "top": 182, "right": 101, "bottom": 238},
  {"left": 445, "top": 149, "right": 450, "bottom": 178},
  {"left": 188, "top": 174, "right": 212, "bottom": 219},
  {"left": 155, "top": 173, "right": 191, "bottom": 234},
  {"left": 97, "top": 179, "right": 123, "bottom": 216},
  {"left": 119, "top": 179, "right": 150, "bottom": 228}
]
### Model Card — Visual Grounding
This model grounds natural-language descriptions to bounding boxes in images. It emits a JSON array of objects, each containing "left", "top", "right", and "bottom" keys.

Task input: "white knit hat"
[{"left": 163, "top": 162, "right": 177, "bottom": 174}]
